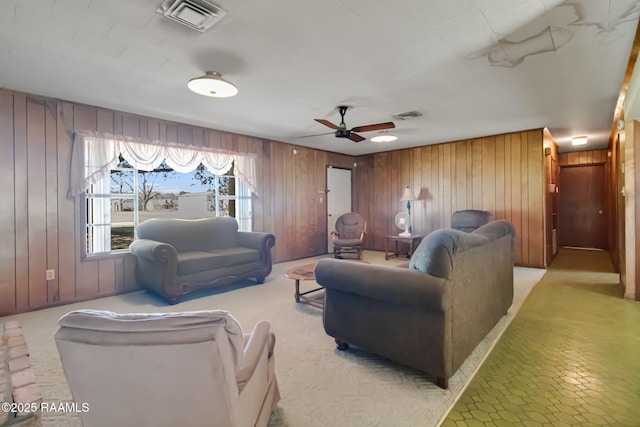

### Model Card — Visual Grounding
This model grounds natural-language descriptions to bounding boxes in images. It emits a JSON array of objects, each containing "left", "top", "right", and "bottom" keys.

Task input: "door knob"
[{"left": 598, "top": 210, "right": 604, "bottom": 215}]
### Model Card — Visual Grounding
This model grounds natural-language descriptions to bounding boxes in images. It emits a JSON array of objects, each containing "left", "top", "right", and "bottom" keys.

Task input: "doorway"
[
  {"left": 558, "top": 164, "right": 607, "bottom": 249},
  {"left": 326, "top": 167, "right": 352, "bottom": 253}
]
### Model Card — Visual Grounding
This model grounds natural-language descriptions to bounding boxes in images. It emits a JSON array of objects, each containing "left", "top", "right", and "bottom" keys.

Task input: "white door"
[{"left": 327, "top": 167, "right": 352, "bottom": 253}]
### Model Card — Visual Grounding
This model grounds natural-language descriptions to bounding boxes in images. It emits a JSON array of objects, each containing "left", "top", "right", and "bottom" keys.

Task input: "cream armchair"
[{"left": 54, "top": 310, "right": 280, "bottom": 427}]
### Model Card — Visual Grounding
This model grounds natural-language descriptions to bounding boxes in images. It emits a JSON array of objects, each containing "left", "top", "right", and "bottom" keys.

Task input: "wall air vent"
[
  {"left": 392, "top": 110, "right": 423, "bottom": 120},
  {"left": 156, "top": 0, "right": 227, "bottom": 32}
]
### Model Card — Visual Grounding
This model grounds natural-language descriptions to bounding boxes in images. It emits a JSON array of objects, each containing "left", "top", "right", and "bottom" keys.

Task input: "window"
[{"left": 85, "top": 158, "right": 252, "bottom": 256}]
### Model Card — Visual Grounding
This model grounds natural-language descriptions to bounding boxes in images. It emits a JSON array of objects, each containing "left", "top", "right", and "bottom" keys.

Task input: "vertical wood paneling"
[
  {"left": 0, "top": 91, "right": 16, "bottom": 313},
  {"left": 26, "top": 98, "right": 48, "bottom": 307},
  {"left": 520, "top": 133, "right": 530, "bottom": 264},
  {"left": 455, "top": 142, "right": 467, "bottom": 211},
  {"left": 482, "top": 137, "right": 496, "bottom": 212},
  {"left": 559, "top": 149, "right": 608, "bottom": 166},
  {"left": 471, "top": 139, "right": 483, "bottom": 210},
  {"left": 527, "top": 130, "right": 544, "bottom": 267},
  {"left": 495, "top": 135, "right": 506, "bottom": 219},
  {"left": 57, "top": 102, "right": 77, "bottom": 302},
  {"left": 45, "top": 101, "right": 60, "bottom": 303},
  {"left": 504, "top": 134, "right": 513, "bottom": 225},
  {"left": 13, "top": 93, "right": 29, "bottom": 310},
  {"left": 0, "top": 86, "right": 548, "bottom": 314},
  {"left": 510, "top": 133, "right": 523, "bottom": 264},
  {"left": 359, "top": 129, "right": 545, "bottom": 267}
]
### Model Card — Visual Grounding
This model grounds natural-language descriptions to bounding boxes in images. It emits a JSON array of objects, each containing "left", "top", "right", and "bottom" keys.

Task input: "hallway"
[{"left": 442, "top": 248, "right": 640, "bottom": 426}]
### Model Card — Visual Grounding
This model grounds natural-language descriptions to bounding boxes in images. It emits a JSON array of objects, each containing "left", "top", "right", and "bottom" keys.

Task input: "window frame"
[{"left": 83, "top": 161, "right": 252, "bottom": 259}]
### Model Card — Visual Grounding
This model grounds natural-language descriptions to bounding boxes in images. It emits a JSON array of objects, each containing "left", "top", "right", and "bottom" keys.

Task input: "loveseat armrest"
[
  {"left": 237, "top": 232, "right": 276, "bottom": 251},
  {"left": 129, "top": 239, "right": 178, "bottom": 263},
  {"left": 315, "top": 258, "right": 449, "bottom": 312}
]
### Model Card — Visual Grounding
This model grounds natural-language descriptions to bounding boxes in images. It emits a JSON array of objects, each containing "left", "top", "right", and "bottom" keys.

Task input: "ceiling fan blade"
[
  {"left": 348, "top": 132, "right": 366, "bottom": 143},
  {"left": 297, "top": 132, "right": 334, "bottom": 138},
  {"left": 351, "top": 122, "right": 396, "bottom": 133},
  {"left": 314, "top": 119, "right": 339, "bottom": 130}
]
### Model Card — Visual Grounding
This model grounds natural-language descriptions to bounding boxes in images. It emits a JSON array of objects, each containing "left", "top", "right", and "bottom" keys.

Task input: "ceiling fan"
[{"left": 304, "top": 106, "right": 395, "bottom": 142}]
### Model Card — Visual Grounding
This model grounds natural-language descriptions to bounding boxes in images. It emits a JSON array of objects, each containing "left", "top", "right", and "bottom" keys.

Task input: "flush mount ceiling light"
[
  {"left": 370, "top": 132, "right": 398, "bottom": 143},
  {"left": 571, "top": 136, "right": 588, "bottom": 146},
  {"left": 187, "top": 71, "right": 238, "bottom": 97}
]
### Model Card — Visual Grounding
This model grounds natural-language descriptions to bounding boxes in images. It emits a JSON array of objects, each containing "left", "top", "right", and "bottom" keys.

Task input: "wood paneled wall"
[
  {"left": 0, "top": 88, "right": 549, "bottom": 315},
  {"left": 354, "top": 130, "right": 546, "bottom": 268},
  {"left": 0, "top": 89, "right": 354, "bottom": 315},
  {"left": 543, "top": 129, "right": 559, "bottom": 266},
  {"left": 558, "top": 149, "right": 608, "bottom": 166}
]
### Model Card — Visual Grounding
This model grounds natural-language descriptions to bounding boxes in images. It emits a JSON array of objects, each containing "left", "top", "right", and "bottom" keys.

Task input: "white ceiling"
[{"left": 1, "top": 0, "right": 639, "bottom": 155}]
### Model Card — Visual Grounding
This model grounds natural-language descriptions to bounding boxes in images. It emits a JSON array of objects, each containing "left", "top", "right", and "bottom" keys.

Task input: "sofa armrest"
[
  {"left": 315, "top": 258, "right": 449, "bottom": 312},
  {"left": 129, "top": 239, "right": 177, "bottom": 263},
  {"left": 236, "top": 320, "right": 271, "bottom": 392}
]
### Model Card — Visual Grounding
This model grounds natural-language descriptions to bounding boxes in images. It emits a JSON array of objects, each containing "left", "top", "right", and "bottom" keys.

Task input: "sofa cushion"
[
  {"left": 451, "top": 210, "right": 493, "bottom": 232},
  {"left": 214, "top": 247, "right": 260, "bottom": 267},
  {"left": 409, "top": 229, "right": 489, "bottom": 279},
  {"left": 471, "top": 219, "right": 515, "bottom": 241},
  {"left": 177, "top": 251, "right": 226, "bottom": 276}
]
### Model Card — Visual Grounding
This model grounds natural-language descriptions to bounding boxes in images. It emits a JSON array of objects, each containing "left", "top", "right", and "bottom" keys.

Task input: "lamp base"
[{"left": 398, "top": 231, "right": 411, "bottom": 237}]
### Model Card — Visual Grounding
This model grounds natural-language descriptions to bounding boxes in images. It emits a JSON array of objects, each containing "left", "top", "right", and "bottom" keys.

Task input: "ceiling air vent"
[
  {"left": 156, "top": 0, "right": 227, "bottom": 32},
  {"left": 392, "top": 110, "right": 423, "bottom": 120}
]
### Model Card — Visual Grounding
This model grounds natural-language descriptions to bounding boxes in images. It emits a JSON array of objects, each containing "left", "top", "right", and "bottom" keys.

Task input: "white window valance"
[{"left": 67, "top": 130, "right": 258, "bottom": 198}]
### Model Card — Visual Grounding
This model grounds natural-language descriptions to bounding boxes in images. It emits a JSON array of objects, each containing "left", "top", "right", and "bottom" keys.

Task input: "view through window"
[{"left": 86, "top": 156, "right": 251, "bottom": 255}]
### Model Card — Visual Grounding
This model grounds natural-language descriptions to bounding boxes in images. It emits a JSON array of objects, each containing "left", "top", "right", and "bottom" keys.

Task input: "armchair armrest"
[
  {"left": 315, "top": 258, "right": 450, "bottom": 312},
  {"left": 236, "top": 320, "right": 271, "bottom": 392},
  {"left": 129, "top": 239, "right": 177, "bottom": 263}
]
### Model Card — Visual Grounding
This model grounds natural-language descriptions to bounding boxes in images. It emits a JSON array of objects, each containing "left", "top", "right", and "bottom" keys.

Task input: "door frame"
[{"left": 326, "top": 166, "right": 353, "bottom": 253}]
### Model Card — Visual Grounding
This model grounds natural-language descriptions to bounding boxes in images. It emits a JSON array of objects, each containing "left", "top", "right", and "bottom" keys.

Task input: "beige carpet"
[{"left": 1, "top": 251, "right": 544, "bottom": 427}]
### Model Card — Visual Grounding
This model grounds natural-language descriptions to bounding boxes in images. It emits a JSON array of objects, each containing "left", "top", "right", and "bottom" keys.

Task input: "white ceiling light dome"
[
  {"left": 371, "top": 133, "right": 398, "bottom": 143},
  {"left": 187, "top": 71, "right": 238, "bottom": 97},
  {"left": 571, "top": 136, "right": 588, "bottom": 146}
]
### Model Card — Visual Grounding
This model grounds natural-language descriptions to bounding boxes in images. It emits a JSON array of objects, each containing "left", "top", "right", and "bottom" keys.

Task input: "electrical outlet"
[{"left": 46, "top": 269, "right": 55, "bottom": 281}]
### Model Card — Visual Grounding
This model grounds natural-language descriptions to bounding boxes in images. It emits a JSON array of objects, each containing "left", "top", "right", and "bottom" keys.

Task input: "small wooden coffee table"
[{"left": 284, "top": 263, "right": 322, "bottom": 302}]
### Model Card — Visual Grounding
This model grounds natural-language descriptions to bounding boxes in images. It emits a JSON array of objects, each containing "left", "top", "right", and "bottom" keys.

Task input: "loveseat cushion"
[
  {"left": 136, "top": 217, "right": 240, "bottom": 252},
  {"left": 215, "top": 247, "right": 260, "bottom": 267},
  {"left": 177, "top": 251, "right": 227, "bottom": 276}
]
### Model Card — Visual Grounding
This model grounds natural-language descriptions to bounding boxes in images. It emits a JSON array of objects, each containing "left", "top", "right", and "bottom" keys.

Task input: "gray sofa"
[
  {"left": 129, "top": 217, "right": 276, "bottom": 304},
  {"left": 314, "top": 220, "right": 515, "bottom": 388}
]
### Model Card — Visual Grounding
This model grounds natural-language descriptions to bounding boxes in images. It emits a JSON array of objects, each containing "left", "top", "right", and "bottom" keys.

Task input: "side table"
[{"left": 385, "top": 235, "right": 423, "bottom": 260}]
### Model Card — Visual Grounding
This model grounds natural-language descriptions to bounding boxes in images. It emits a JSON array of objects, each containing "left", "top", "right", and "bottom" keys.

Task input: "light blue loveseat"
[{"left": 129, "top": 217, "right": 276, "bottom": 304}]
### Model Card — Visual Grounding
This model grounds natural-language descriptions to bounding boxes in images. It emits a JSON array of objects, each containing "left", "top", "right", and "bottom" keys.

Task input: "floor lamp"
[{"left": 400, "top": 186, "right": 415, "bottom": 234}]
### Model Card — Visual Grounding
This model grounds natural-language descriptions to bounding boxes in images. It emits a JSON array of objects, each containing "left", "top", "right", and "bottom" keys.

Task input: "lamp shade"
[
  {"left": 187, "top": 71, "right": 238, "bottom": 98},
  {"left": 400, "top": 186, "right": 415, "bottom": 201}
]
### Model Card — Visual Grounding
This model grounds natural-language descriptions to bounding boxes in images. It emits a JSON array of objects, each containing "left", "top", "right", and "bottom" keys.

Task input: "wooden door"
[{"left": 558, "top": 164, "right": 607, "bottom": 249}]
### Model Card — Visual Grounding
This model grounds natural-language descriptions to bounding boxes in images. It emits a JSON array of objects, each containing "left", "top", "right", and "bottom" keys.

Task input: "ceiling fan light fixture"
[
  {"left": 187, "top": 71, "right": 238, "bottom": 97},
  {"left": 571, "top": 136, "right": 588, "bottom": 146},
  {"left": 371, "top": 133, "right": 398, "bottom": 143}
]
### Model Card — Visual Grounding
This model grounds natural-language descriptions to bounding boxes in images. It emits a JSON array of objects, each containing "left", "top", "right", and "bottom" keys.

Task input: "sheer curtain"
[{"left": 68, "top": 130, "right": 259, "bottom": 198}]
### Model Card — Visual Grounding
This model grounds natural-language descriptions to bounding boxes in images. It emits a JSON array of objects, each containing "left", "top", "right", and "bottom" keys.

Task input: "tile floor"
[{"left": 441, "top": 248, "right": 640, "bottom": 427}]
